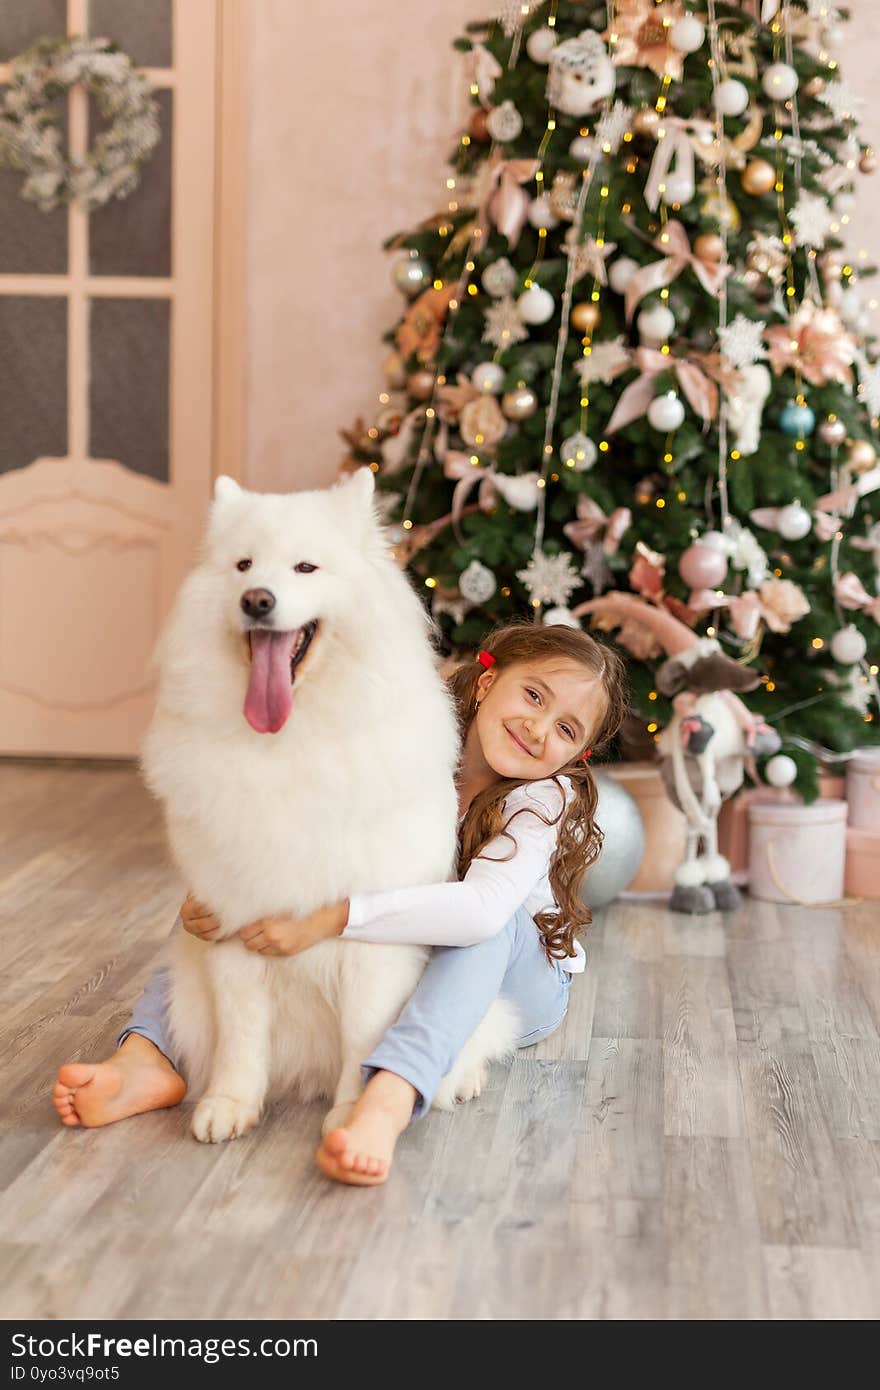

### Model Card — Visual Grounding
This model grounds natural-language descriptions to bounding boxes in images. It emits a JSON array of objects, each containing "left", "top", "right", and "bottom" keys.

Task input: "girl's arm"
[{"left": 232, "top": 778, "right": 570, "bottom": 957}]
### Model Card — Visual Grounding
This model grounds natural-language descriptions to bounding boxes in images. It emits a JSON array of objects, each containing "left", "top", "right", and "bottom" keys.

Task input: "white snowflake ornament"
[
  {"left": 718, "top": 314, "right": 768, "bottom": 369},
  {"left": 575, "top": 335, "right": 630, "bottom": 386},
  {"left": 789, "top": 192, "right": 835, "bottom": 249},
  {"left": 517, "top": 549, "right": 582, "bottom": 607},
  {"left": 482, "top": 295, "right": 528, "bottom": 348},
  {"left": 594, "top": 101, "right": 633, "bottom": 154},
  {"left": 818, "top": 80, "right": 863, "bottom": 122}
]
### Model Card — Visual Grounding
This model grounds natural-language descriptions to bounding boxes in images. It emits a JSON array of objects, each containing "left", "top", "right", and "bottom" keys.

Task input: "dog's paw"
[
  {"left": 453, "top": 1061, "right": 487, "bottom": 1104},
  {"left": 321, "top": 1101, "right": 356, "bottom": 1137},
  {"left": 192, "top": 1094, "right": 260, "bottom": 1143}
]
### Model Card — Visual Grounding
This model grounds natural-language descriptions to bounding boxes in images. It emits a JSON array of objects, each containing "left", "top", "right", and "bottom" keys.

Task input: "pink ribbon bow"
[
  {"left": 478, "top": 157, "right": 541, "bottom": 249},
  {"left": 817, "top": 464, "right": 880, "bottom": 515},
  {"left": 605, "top": 348, "right": 719, "bottom": 434},
  {"left": 562, "top": 494, "right": 632, "bottom": 555},
  {"left": 835, "top": 571, "right": 880, "bottom": 622},
  {"left": 624, "top": 221, "right": 731, "bottom": 324}
]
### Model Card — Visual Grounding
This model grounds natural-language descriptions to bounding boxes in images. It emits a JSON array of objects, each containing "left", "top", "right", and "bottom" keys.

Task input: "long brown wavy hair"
[{"left": 447, "top": 619, "right": 628, "bottom": 964}]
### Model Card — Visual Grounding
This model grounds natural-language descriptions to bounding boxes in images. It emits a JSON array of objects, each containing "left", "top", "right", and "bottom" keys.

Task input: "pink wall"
[{"left": 243, "top": 1, "right": 880, "bottom": 494}]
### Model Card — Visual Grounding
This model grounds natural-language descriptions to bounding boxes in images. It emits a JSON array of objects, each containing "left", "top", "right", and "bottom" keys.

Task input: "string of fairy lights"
[{"left": 372, "top": 0, "right": 878, "bottom": 721}]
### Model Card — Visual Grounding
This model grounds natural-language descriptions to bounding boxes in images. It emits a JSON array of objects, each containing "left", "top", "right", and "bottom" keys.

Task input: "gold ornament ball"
[
  {"left": 633, "top": 108, "right": 661, "bottom": 137},
  {"left": 805, "top": 76, "right": 825, "bottom": 97},
  {"left": 382, "top": 350, "right": 407, "bottom": 389},
  {"left": 742, "top": 159, "right": 776, "bottom": 196},
  {"left": 502, "top": 385, "right": 539, "bottom": 421},
  {"left": 468, "top": 108, "right": 491, "bottom": 142},
  {"left": 407, "top": 369, "right": 435, "bottom": 400},
  {"left": 848, "top": 439, "right": 877, "bottom": 472},
  {"left": 860, "top": 149, "right": 877, "bottom": 174},
  {"left": 570, "top": 301, "right": 601, "bottom": 333},
  {"left": 694, "top": 232, "right": 725, "bottom": 262}
]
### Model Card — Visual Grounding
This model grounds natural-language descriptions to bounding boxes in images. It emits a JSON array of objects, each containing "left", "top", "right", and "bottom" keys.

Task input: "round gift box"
[
  {"left": 748, "top": 799, "right": 848, "bottom": 905},
  {"left": 846, "top": 748, "right": 880, "bottom": 831}
]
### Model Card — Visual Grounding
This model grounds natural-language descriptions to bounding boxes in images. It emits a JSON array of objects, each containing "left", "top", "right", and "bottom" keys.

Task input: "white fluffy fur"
[{"left": 140, "top": 469, "right": 518, "bottom": 1142}]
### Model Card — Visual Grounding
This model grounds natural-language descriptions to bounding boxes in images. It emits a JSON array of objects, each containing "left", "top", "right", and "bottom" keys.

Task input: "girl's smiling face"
[{"left": 471, "top": 658, "right": 604, "bottom": 782}]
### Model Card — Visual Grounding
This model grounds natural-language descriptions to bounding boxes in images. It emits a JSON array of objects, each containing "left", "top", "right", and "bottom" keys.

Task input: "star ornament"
[
  {"left": 482, "top": 295, "right": 528, "bottom": 348},
  {"left": 517, "top": 549, "right": 582, "bottom": 607},
  {"left": 563, "top": 234, "right": 617, "bottom": 285}
]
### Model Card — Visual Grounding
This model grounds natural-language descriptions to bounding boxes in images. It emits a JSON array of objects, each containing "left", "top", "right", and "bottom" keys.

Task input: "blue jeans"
[{"left": 118, "top": 905, "right": 572, "bottom": 1122}]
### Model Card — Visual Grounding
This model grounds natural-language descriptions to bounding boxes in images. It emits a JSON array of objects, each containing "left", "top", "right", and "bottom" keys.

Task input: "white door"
[{"left": 0, "top": 0, "right": 217, "bottom": 756}]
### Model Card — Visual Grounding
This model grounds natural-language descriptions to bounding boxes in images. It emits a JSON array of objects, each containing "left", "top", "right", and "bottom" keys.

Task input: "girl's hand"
[
  {"left": 180, "top": 893, "right": 222, "bottom": 941},
  {"left": 237, "top": 901, "right": 349, "bottom": 958}
]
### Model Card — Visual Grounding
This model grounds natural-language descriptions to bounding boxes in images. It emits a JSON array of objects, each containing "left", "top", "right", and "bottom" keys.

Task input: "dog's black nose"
[{"left": 241, "top": 588, "right": 276, "bottom": 619}]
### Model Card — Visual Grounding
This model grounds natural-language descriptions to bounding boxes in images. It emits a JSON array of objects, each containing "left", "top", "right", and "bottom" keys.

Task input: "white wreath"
[{"left": 0, "top": 35, "right": 160, "bottom": 212}]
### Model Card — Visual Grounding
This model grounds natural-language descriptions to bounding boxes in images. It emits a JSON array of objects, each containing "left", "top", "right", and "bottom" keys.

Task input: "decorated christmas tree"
[{"left": 341, "top": 0, "right": 880, "bottom": 796}]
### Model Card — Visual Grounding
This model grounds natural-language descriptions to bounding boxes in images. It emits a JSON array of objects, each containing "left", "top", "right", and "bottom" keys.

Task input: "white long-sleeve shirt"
[{"left": 343, "top": 774, "right": 586, "bottom": 972}]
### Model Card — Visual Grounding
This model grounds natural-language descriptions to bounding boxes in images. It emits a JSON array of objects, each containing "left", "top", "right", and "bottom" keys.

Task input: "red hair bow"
[
  {"left": 581, "top": 749, "right": 592, "bottom": 762},
  {"left": 477, "top": 650, "right": 496, "bottom": 668}
]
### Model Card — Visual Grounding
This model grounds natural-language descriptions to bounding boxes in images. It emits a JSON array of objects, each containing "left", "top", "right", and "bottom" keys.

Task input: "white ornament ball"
[
  {"left": 830, "top": 624, "right": 868, "bottom": 665},
  {"left": 487, "top": 99, "right": 523, "bottom": 143},
  {"left": 765, "top": 754, "right": 798, "bottom": 788},
  {"left": 459, "top": 559, "right": 497, "bottom": 605},
  {"left": 647, "top": 392, "right": 686, "bottom": 431},
  {"left": 527, "top": 194, "right": 559, "bottom": 229},
  {"left": 714, "top": 78, "right": 749, "bottom": 117},
  {"left": 526, "top": 26, "right": 558, "bottom": 64},
  {"left": 762, "top": 62, "right": 799, "bottom": 101},
  {"left": 569, "top": 134, "right": 595, "bottom": 164},
  {"left": 517, "top": 283, "right": 555, "bottom": 325},
  {"left": 699, "top": 529, "right": 729, "bottom": 553},
  {"left": 471, "top": 361, "right": 506, "bottom": 394},
  {"left": 543, "top": 607, "right": 581, "bottom": 629},
  {"left": 662, "top": 170, "right": 696, "bottom": 205},
  {"left": 637, "top": 302, "right": 676, "bottom": 345},
  {"left": 560, "top": 432, "right": 598, "bottom": 472},
  {"left": 608, "top": 255, "right": 640, "bottom": 295},
  {"left": 670, "top": 16, "right": 705, "bottom": 53},
  {"left": 482, "top": 257, "right": 517, "bottom": 298},
  {"left": 777, "top": 501, "right": 812, "bottom": 542}
]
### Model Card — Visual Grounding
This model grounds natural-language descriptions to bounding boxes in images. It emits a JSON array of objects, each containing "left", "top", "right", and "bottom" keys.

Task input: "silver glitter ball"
[{"left": 391, "top": 252, "right": 431, "bottom": 298}]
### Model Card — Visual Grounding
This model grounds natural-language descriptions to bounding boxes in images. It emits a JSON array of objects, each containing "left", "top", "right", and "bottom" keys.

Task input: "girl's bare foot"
[
  {"left": 316, "top": 1070, "right": 417, "bottom": 1186},
  {"left": 52, "top": 1033, "right": 186, "bottom": 1128}
]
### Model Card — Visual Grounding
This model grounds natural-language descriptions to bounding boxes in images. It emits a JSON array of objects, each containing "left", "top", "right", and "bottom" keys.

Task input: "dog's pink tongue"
[{"left": 244, "top": 630, "right": 295, "bottom": 734}]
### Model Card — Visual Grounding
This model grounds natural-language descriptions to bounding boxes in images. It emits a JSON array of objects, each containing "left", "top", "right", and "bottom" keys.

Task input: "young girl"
[{"left": 53, "top": 621, "right": 626, "bottom": 1186}]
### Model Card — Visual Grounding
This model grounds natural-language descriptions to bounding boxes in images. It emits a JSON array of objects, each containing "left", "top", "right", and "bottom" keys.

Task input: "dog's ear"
[
  {"left": 213, "top": 475, "right": 244, "bottom": 505},
  {"left": 331, "top": 466, "right": 377, "bottom": 541}
]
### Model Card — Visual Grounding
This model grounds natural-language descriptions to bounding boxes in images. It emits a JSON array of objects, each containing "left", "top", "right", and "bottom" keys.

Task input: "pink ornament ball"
[{"left": 678, "top": 542, "right": 728, "bottom": 589}]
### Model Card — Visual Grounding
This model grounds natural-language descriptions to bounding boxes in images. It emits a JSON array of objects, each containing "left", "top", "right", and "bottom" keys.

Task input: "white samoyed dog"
[{"left": 140, "top": 467, "right": 518, "bottom": 1143}]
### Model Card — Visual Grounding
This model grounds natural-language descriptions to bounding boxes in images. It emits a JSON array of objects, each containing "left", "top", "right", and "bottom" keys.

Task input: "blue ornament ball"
[
  {"left": 579, "top": 771, "right": 646, "bottom": 909},
  {"left": 778, "top": 402, "right": 816, "bottom": 438}
]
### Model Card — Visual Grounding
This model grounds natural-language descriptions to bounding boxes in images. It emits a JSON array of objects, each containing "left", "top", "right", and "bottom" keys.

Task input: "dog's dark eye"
[
  {"left": 236, "top": 559, "right": 252, "bottom": 572},
  {"left": 294, "top": 562, "right": 318, "bottom": 574}
]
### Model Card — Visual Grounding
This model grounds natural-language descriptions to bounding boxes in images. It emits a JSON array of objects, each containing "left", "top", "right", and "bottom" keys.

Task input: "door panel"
[{"left": 0, "top": 0, "right": 217, "bottom": 755}]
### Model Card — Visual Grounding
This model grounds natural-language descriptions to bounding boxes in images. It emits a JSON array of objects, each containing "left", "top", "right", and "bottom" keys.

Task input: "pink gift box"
[
  {"left": 847, "top": 749, "right": 880, "bottom": 832},
  {"left": 748, "top": 799, "right": 848, "bottom": 905},
  {"left": 845, "top": 826, "right": 880, "bottom": 898}
]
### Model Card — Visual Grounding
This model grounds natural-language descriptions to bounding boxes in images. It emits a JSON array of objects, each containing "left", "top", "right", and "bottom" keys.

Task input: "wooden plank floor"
[{"left": 1, "top": 759, "right": 878, "bottom": 1320}]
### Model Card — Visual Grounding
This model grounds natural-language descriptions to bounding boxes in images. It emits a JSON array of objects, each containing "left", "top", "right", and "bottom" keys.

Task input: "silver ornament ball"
[
  {"left": 765, "top": 754, "right": 798, "bottom": 788},
  {"left": 560, "top": 431, "right": 598, "bottom": 472},
  {"left": 459, "top": 559, "right": 497, "bottom": 605},
  {"left": 580, "top": 772, "right": 646, "bottom": 909},
  {"left": 391, "top": 252, "right": 431, "bottom": 298}
]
